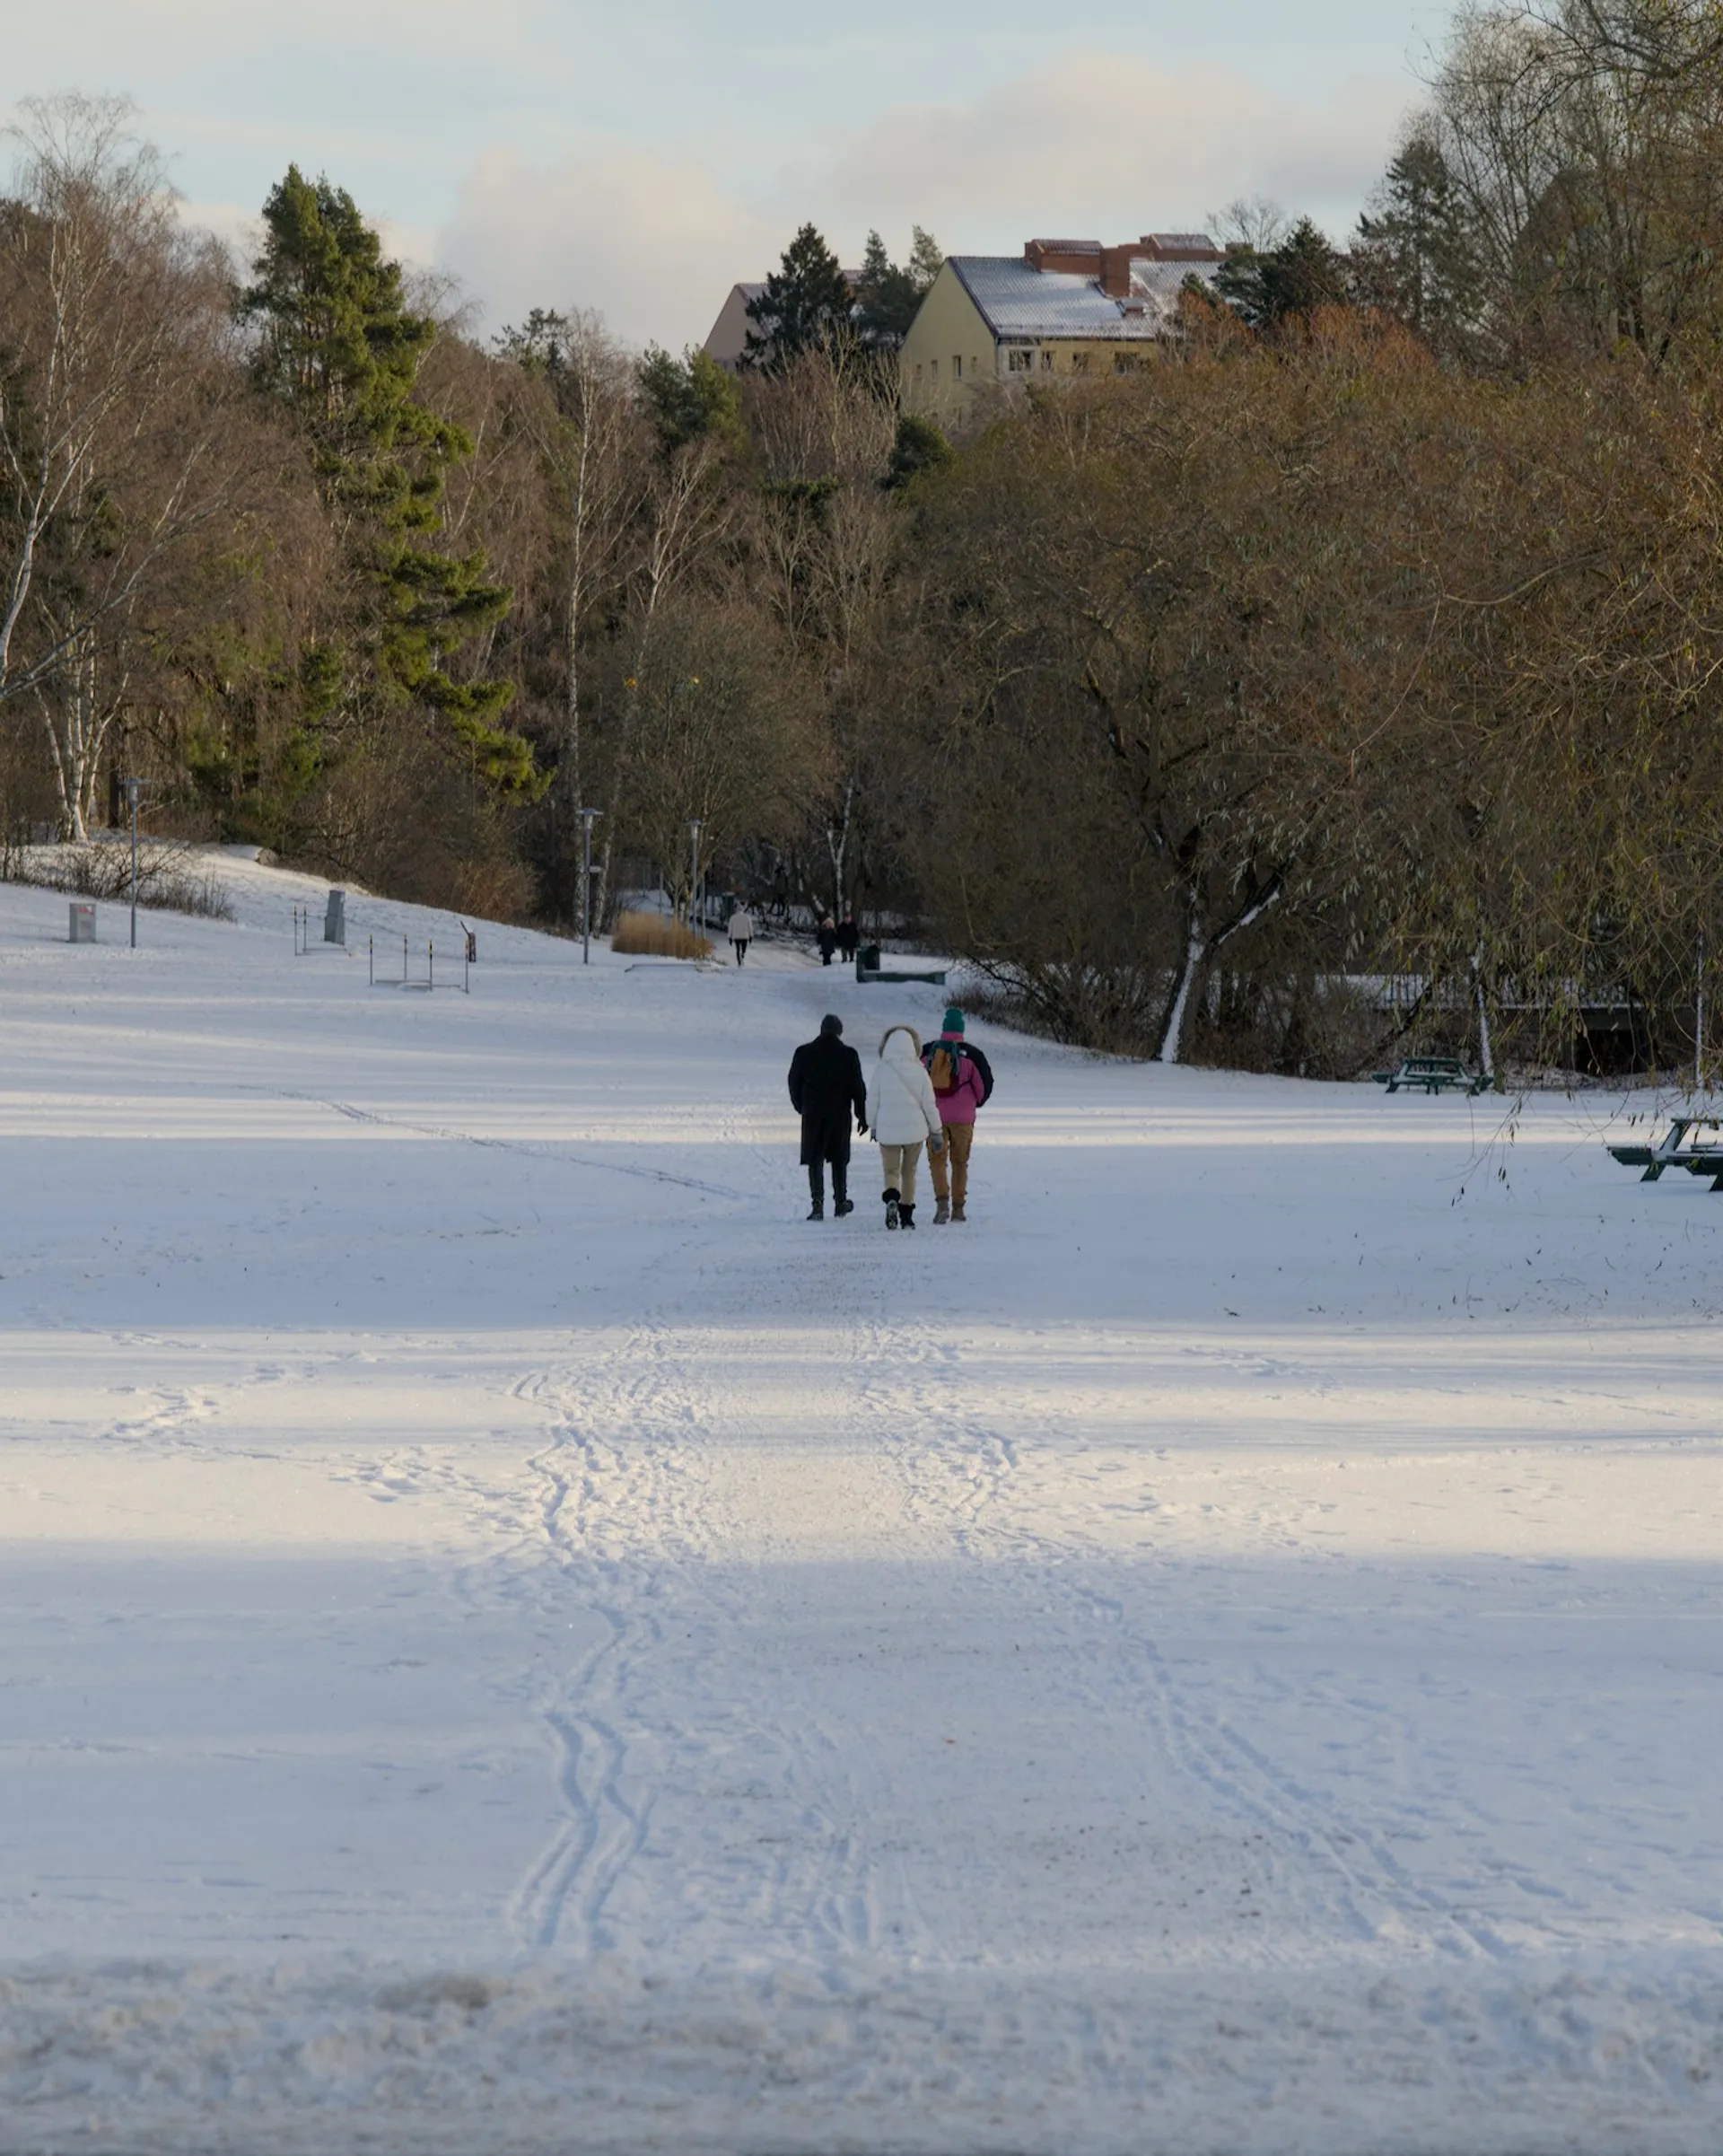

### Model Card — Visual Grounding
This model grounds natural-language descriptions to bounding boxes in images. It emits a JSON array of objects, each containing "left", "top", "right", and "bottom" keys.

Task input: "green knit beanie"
[{"left": 942, "top": 1006, "right": 965, "bottom": 1034}]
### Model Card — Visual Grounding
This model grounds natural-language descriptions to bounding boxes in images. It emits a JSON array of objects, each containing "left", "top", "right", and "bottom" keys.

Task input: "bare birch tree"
[{"left": 0, "top": 95, "right": 242, "bottom": 835}]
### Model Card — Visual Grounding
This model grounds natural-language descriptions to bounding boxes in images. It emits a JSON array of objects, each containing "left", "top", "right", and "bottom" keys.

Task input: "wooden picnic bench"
[
  {"left": 854, "top": 944, "right": 949, "bottom": 987},
  {"left": 1373, "top": 1055, "right": 1489, "bottom": 1096},
  {"left": 1606, "top": 1116, "right": 1723, "bottom": 1183}
]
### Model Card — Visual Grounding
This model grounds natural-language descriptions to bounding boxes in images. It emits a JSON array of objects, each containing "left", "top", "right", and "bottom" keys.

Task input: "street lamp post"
[
  {"left": 125, "top": 777, "right": 142, "bottom": 948},
  {"left": 577, "top": 808, "right": 601, "bottom": 964},
  {"left": 688, "top": 818, "right": 703, "bottom": 931}
]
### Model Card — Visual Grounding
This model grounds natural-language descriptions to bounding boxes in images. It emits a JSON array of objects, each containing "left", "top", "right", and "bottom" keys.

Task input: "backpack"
[{"left": 927, "top": 1042, "right": 962, "bottom": 1095}]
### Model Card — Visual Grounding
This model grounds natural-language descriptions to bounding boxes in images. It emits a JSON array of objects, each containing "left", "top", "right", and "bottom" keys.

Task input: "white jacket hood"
[{"left": 868, "top": 1026, "right": 942, "bottom": 1146}]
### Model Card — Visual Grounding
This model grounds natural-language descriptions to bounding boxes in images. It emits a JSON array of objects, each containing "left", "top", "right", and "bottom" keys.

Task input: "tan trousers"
[
  {"left": 878, "top": 1142, "right": 922, "bottom": 1203},
  {"left": 927, "top": 1121, "right": 974, "bottom": 1206}
]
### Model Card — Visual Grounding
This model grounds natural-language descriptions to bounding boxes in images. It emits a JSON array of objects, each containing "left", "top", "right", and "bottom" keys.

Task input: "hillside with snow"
[{"left": 1, "top": 856, "right": 1720, "bottom": 2154}]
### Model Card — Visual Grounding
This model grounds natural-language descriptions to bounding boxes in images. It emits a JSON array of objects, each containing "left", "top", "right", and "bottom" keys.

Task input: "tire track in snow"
[
  {"left": 858, "top": 1324, "right": 1516, "bottom": 1967},
  {"left": 272, "top": 1091, "right": 755, "bottom": 1200},
  {"left": 507, "top": 1345, "right": 671, "bottom": 1953},
  {"left": 503, "top": 1313, "right": 934, "bottom": 1966}
]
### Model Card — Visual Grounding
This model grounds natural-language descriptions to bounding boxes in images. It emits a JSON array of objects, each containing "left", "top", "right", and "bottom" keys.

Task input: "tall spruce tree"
[
  {"left": 742, "top": 223, "right": 854, "bottom": 372},
  {"left": 1355, "top": 136, "right": 1482, "bottom": 347},
  {"left": 241, "top": 166, "right": 531, "bottom": 789},
  {"left": 1214, "top": 217, "right": 1350, "bottom": 330}
]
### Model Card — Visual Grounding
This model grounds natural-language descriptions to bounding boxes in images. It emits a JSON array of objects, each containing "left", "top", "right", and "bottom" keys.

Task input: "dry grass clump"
[{"left": 609, "top": 910, "right": 714, "bottom": 960}]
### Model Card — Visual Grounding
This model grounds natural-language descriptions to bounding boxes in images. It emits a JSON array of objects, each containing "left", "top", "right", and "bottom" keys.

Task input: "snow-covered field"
[{"left": 2, "top": 855, "right": 1720, "bottom": 2155}]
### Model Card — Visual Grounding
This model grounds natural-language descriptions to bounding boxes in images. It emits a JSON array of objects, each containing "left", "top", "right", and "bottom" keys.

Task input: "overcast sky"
[{"left": 7, "top": 0, "right": 1449, "bottom": 351}]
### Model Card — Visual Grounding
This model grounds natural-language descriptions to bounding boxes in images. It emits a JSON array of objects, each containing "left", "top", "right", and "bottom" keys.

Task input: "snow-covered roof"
[
  {"left": 1129, "top": 259, "right": 1222, "bottom": 319},
  {"left": 950, "top": 255, "right": 1222, "bottom": 342}
]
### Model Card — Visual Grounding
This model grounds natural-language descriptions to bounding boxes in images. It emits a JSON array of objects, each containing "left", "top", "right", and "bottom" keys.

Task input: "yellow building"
[{"left": 900, "top": 234, "right": 1224, "bottom": 425}]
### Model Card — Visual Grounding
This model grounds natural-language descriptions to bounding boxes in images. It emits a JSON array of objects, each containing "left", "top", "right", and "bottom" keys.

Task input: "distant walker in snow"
[
  {"left": 787, "top": 1013, "right": 868, "bottom": 1220},
  {"left": 867, "top": 1024, "right": 944, "bottom": 1231},
  {"left": 728, "top": 904, "right": 754, "bottom": 967},
  {"left": 923, "top": 1005, "right": 993, "bottom": 1223}
]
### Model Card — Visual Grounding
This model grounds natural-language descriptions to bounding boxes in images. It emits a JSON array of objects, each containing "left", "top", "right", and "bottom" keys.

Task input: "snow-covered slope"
[{"left": 2, "top": 858, "right": 1720, "bottom": 2154}]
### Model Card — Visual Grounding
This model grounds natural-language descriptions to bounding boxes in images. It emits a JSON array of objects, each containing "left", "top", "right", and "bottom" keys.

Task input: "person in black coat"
[{"left": 787, "top": 1013, "right": 868, "bottom": 1220}]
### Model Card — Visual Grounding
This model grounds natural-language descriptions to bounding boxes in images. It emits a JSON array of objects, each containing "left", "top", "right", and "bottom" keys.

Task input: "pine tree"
[
  {"left": 742, "top": 223, "right": 854, "bottom": 372},
  {"left": 854, "top": 226, "right": 943, "bottom": 351},
  {"left": 1355, "top": 136, "right": 1482, "bottom": 347},
  {"left": 637, "top": 343, "right": 745, "bottom": 454},
  {"left": 242, "top": 166, "right": 532, "bottom": 790},
  {"left": 907, "top": 225, "right": 944, "bottom": 294}
]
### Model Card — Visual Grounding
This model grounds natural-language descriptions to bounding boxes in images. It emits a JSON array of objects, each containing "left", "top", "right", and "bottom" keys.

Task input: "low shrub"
[
  {"left": 9, "top": 839, "right": 235, "bottom": 921},
  {"left": 609, "top": 910, "right": 714, "bottom": 960}
]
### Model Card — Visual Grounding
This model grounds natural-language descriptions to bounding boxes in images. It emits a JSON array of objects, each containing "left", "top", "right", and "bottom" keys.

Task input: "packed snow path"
[{"left": 1, "top": 859, "right": 1720, "bottom": 2154}]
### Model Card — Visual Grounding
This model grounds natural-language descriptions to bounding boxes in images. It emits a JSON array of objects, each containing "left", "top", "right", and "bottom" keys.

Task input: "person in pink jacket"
[{"left": 921, "top": 1005, "right": 993, "bottom": 1223}]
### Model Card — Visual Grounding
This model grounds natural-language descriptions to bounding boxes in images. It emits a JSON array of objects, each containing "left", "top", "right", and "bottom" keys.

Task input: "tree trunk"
[
  {"left": 825, "top": 776, "right": 855, "bottom": 916},
  {"left": 1154, "top": 882, "right": 1283, "bottom": 1065},
  {"left": 39, "top": 631, "right": 118, "bottom": 842},
  {"left": 1155, "top": 915, "right": 1207, "bottom": 1065}
]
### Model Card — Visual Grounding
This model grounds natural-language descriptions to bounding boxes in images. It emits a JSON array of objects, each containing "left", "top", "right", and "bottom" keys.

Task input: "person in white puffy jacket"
[{"left": 866, "top": 1024, "right": 943, "bottom": 1230}]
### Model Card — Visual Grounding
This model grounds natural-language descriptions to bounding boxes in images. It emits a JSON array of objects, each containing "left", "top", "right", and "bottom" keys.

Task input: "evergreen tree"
[
  {"left": 907, "top": 225, "right": 944, "bottom": 294},
  {"left": 742, "top": 223, "right": 854, "bottom": 372},
  {"left": 1214, "top": 218, "right": 1350, "bottom": 331},
  {"left": 494, "top": 305, "right": 573, "bottom": 381},
  {"left": 1354, "top": 136, "right": 1482, "bottom": 346},
  {"left": 855, "top": 226, "right": 943, "bottom": 351},
  {"left": 242, "top": 166, "right": 531, "bottom": 790},
  {"left": 883, "top": 411, "right": 954, "bottom": 491},
  {"left": 637, "top": 343, "right": 745, "bottom": 454},
  {"left": 1213, "top": 242, "right": 1272, "bottom": 327}
]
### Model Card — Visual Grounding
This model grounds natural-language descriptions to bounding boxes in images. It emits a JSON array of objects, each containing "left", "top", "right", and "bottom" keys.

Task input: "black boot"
[
  {"left": 808, "top": 1165, "right": 825, "bottom": 1221},
  {"left": 832, "top": 1167, "right": 853, "bottom": 1217},
  {"left": 899, "top": 1201, "right": 917, "bottom": 1230},
  {"left": 883, "top": 1188, "right": 900, "bottom": 1230}
]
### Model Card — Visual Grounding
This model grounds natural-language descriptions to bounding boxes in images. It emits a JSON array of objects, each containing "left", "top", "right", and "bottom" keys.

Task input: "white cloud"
[
  {"left": 433, "top": 50, "right": 1411, "bottom": 351},
  {"left": 437, "top": 144, "right": 778, "bottom": 352},
  {"left": 807, "top": 51, "right": 1408, "bottom": 254}
]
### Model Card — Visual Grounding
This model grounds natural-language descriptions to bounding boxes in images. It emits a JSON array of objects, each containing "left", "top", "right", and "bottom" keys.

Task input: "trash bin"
[
  {"left": 324, "top": 890, "right": 345, "bottom": 945},
  {"left": 69, "top": 902, "right": 96, "bottom": 943},
  {"left": 857, "top": 943, "right": 880, "bottom": 977}
]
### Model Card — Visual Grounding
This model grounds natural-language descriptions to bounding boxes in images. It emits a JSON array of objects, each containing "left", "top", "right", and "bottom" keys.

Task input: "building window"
[
  {"left": 1040, "top": 349, "right": 1054, "bottom": 371},
  {"left": 1008, "top": 347, "right": 1032, "bottom": 372},
  {"left": 914, "top": 364, "right": 923, "bottom": 383},
  {"left": 952, "top": 355, "right": 962, "bottom": 381},
  {"left": 1070, "top": 351, "right": 1090, "bottom": 373},
  {"left": 930, "top": 358, "right": 939, "bottom": 383},
  {"left": 1114, "top": 351, "right": 1144, "bottom": 374}
]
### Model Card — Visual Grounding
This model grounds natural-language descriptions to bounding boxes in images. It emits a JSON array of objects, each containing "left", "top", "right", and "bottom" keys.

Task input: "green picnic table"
[
  {"left": 854, "top": 944, "right": 948, "bottom": 987},
  {"left": 1373, "top": 1055, "right": 1489, "bottom": 1096},
  {"left": 1606, "top": 1115, "right": 1723, "bottom": 1184}
]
